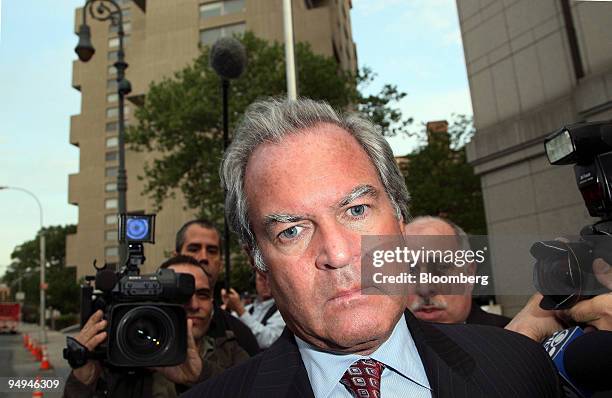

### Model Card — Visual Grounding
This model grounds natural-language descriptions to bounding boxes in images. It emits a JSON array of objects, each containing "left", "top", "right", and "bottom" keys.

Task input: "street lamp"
[
  {"left": 75, "top": 0, "right": 131, "bottom": 265},
  {"left": 0, "top": 186, "right": 47, "bottom": 343}
]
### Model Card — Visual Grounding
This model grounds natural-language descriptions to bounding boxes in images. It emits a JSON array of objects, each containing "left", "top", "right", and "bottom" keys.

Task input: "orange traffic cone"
[
  {"left": 31, "top": 376, "right": 43, "bottom": 398},
  {"left": 35, "top": 345, "right": 43, "bottom": 362},
  {"left": 39, "top": 346, "right": 53, "bottom": 370},
  {"left": 29, "top": 339, "right": 37, "bottom": 355}
]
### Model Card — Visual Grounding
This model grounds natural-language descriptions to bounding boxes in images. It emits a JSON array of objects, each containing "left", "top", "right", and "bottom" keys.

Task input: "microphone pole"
[
  {"left": 210, "top": 37, "right": 247, "bottom": 290},
  {"left": 222, "top": 77, "right": 231, "bottom": 291}
]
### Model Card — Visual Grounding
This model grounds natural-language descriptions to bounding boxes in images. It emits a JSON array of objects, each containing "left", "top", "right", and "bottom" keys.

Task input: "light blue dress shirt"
[{"left": 295, "top": 317, "right": 432, "bottom": 398}]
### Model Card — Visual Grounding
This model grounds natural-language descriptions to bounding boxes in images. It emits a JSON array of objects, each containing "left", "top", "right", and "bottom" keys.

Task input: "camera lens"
[
  {"left": 115, "top": 306, "right": 175, "bottom": 364},
  {"left": 126, "top": 218, "right": 149, "bottom": 240}
]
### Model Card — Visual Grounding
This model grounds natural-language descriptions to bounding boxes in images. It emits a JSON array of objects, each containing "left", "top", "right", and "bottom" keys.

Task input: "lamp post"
[
  {"left": 0, "top": 186, "right": 46, "bottom": 343},
  {"left": 75, "top": 0, "right": 131, "bottom": 265}
]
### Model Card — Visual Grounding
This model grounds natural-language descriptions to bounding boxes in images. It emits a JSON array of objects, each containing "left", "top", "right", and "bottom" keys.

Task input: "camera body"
[
  {"left": 532, "top": 121, "right": 612, "bottom": 309},
  {"left": 76, "top": 214, "right": 195, "bottom": 368}
]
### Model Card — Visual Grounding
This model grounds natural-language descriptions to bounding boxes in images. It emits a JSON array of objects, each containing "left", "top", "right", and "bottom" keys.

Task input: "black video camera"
[
  {"left": 65, "top": 213, "right": 195, "bottom": 368},
  {"left": 532, "top": 121, "right": 612, "bottom": 309}
]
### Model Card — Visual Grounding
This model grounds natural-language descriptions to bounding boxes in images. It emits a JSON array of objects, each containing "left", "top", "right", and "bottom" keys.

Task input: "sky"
[{"left": 0, "top": 0, "right": 472, "bottom": 275}]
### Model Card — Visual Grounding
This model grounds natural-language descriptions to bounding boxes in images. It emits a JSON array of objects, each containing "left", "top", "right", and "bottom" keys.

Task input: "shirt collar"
[{"left": 295, "top": 316, "right": 430, "bottom": 398}]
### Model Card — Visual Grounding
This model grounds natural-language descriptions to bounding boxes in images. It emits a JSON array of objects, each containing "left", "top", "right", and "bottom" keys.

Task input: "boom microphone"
[{"left": 209, "top": 37, "right": 247, "bottom": 80}]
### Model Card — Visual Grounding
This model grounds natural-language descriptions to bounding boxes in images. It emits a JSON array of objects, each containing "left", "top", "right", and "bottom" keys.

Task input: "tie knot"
[{"left": 340, "top": 359, "right": 385, "bottom": 398}]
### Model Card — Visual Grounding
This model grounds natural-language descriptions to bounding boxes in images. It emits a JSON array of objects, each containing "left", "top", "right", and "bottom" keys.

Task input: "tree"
[
  {"left": 1, "top": 225, "right": 80, "bottom": 316},
  {"left": 127, "top": 32, "right": 412, "bottom": 289},
  {"left": 404, "top": 115, "right": 486, "bottom": 235}
]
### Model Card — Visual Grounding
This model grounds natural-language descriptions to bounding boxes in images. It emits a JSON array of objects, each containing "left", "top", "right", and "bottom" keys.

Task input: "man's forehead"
[
  {"left": 185, "top": 224, "right": 220, "bottom": 242},
  {"left": 169, "top": 263, "right": 210, "bottom": 287},
  {"left": 243, "top": 125, "right": 382, "bottom": 217}
]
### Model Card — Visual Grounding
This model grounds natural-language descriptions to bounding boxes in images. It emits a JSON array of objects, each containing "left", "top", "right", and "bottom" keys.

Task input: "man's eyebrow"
[
  {"left": 338, "top": 184, "right": 378, "bottom": 208},
  {"left": 195, "top": 288, "right": 211, "bottom": 295},
  {"left": 263, "top": 213, "right": 307, "bottom": 230}
]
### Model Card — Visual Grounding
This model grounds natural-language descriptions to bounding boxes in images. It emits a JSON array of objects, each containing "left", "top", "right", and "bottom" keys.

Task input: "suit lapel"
[
  {"left": 404, "top": 310, "right": 480, "bottom": 398},
  {"left": 251, "top": 328, "right": 315, "bottom": 398}
]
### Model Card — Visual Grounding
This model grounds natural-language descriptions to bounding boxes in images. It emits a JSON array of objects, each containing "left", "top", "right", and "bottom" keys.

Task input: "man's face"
[
  {"left": 244, "top": 124, "right": 407, "bottom": 354},
  {"left": 179, "top": 225, "right": 221, "bottom": 284},
  {"left": 255, "top": 272, "right": 272, "bottom": 301},
  {"left": 405, "top": 219, "right": 474, "bottom": 323},
  {"left": 169, "top": 264, "right": 213, "bottom": 341}
]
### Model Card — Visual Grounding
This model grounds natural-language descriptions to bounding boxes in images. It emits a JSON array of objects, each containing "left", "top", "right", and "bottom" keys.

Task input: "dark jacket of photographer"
[{"left": 62, "top": 329, "right": 249, "bottom": 398}]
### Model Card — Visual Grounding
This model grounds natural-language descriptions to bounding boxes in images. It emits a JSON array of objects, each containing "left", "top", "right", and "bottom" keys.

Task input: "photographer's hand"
[
  {"left": 152, "top": 319, "right": 202, "bottom": 385},
  {"left": 73, "top": 310, "right": 106, "bottom": 385},
  {"left": 505, "top": 293, "right": 564, "bottom": 342},
  {"left": 563, "top": 259, "right": 612, "bottom": 331},
  {"left": 221, "top": 288, "right": 245, "bottom": 316}
]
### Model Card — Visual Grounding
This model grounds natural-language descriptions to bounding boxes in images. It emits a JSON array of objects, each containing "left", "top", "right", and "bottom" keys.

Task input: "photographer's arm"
[
  {"left": 505, "top": 293, "right": 564, "bottom": 342},
  {"left": 63, "top": 310, "right": 106, "bottom": 398}
]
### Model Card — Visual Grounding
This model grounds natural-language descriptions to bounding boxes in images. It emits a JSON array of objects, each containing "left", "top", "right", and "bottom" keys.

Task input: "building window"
[
  {"left": 108, "top": 51, "right": 118, "bottom": 61},
  {"left": 105, "top": 230, "right": 118, "bottom": 241},
  {"left": 105, "top": 214, "right": 117, "bottom": 225},
  {"left": 105, "top": 246, "right": 119, "bottom": 258},
  {"left": 106, "top": 151, "right": 118, "bottom": 161},
  {"left": 106, "top": 137, "right": 118, "bottom": 148},
  {"left": 199, "top": 23, "right": 245, "bottom": 47},
  {"left": 105, "top": 182, "right": 118, "bottom": 192},
  {"left": 108, "top": 65, "right": 117, "bottom": 75},
  {"left": 107, "top": 107, "right": 119, "bottom": 118},
  {"left": 107, "top": 79, "right": 117, "bottom": 91},
  {"left": 108, "top": 37, "right": 120, "bottom": 48},
  {"left": 107, "top": 93, "right": 118, "bottom": 103},
  {"left": 109, "top": 21, "right": 131, "bottom": 34},
  {"left": 106, "top": 121, "right": 118, "bottom": 132},
  {"left": 105, "top": 166, "right": 118, "bottom": 177},
  {"left": 105, "top": 198, "right": 118, "bottom": 209},
  {"left": 200, "top": 0, "right": 245, "bottom": 19}
]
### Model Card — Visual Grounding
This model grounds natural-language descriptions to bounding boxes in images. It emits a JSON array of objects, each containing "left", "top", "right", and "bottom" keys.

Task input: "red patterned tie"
[{"left": 340, "top": 358, "right": 385, "bottom": 398}]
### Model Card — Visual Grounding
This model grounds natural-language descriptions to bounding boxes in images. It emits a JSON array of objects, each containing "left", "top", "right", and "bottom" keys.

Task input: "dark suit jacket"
[
  {"left": 182, "top": 311, "right": 561, "bottom": 398},
  {"left": 465, "top": 302, "right": 511, "bottom": 328}
]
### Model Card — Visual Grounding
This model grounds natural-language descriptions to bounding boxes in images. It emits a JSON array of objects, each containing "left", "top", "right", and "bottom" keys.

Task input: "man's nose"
[
  {"left": 314, "top": 222, "right": 355, "bottom": 270},
  {"left": 185, "top": 295, "right": 198, "bottom": 311}
]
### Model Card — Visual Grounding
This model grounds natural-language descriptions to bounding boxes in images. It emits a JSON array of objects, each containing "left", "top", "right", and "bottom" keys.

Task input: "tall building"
[
  {"left": 67, "top": 0, "right": 357, "bottom": 278},
  {"left": 456, "top": 0, "right": 612, "bottom": 314}
]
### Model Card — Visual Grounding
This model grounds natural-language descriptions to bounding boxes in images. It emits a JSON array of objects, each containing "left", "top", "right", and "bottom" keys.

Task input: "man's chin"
[
  {"left": 413, "top": 309, "right": 448, "bottom": 322},
  {"left": 322, "top": 299, "right": 400, "bottom": 352}
]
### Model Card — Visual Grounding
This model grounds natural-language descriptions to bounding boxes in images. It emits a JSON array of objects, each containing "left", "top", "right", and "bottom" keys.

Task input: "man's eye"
[
  {"left": 348, "top": 204, "right": 367, "bottom": 217},
  {"left": 279, "top": 226, "right": 300, "bottom": 240}
]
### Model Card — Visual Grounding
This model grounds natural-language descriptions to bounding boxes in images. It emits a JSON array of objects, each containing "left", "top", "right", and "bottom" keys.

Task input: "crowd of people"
[{"left": 63, "top": 98, "right": 611, "bottom": 398}]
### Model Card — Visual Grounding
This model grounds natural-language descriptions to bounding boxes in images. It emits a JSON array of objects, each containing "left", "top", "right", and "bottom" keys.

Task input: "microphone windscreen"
[
  {"left": 564, "top": 330, "right": 612, "bottom": 391},
  {"left": 209, "top": 37, "right": 247, "bottom": 80},
  {"left": 95, "top": 269, "right": 117, "bottom": 292}
]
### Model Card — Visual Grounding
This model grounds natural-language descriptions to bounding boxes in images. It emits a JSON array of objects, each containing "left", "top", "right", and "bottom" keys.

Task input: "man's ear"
[{"left": 242, "top": 244, "right": 256, "bottom": 270}]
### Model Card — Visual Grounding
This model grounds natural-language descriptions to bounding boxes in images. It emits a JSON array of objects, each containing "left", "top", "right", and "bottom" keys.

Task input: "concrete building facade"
[
  {"left": 456, "top": 0, "right": 612, "bottom": 314},
  {"left": 67, "top": 0, "right": 356, "bottom": 278}
]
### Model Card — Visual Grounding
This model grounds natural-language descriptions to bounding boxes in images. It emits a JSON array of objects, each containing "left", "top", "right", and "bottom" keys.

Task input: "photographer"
[{"left": 63, "top": 255, "right": 249, "bottom": 398}]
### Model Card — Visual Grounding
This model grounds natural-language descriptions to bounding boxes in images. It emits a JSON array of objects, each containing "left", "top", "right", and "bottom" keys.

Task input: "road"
[{"left": 0, "top": 323, "right": 72, "bottom": 398}]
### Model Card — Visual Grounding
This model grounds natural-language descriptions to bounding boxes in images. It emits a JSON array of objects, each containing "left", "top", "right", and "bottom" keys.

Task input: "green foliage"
[
  {"left": 404, "top": 116, "right": 486, "bottom": 235},
  {"left": 127, "top": 32, "right": 412, "bottom": 289},
  {"left": 1, "top": 225, "right": 79, "bottom": 314}
]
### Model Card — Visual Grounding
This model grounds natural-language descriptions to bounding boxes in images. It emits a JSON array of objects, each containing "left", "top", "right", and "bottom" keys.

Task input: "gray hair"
[
  {"left": 408, "top": 216, "right": 471, "bottom": 251},
  {"left": 221, "top": 97, "right": 411, "bottom": 271}
]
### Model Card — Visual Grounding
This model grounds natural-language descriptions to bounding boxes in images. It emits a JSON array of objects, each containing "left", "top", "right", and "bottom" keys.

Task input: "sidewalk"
[{"left": 17, "top": 323, "right": 72, "bottom": 397}]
